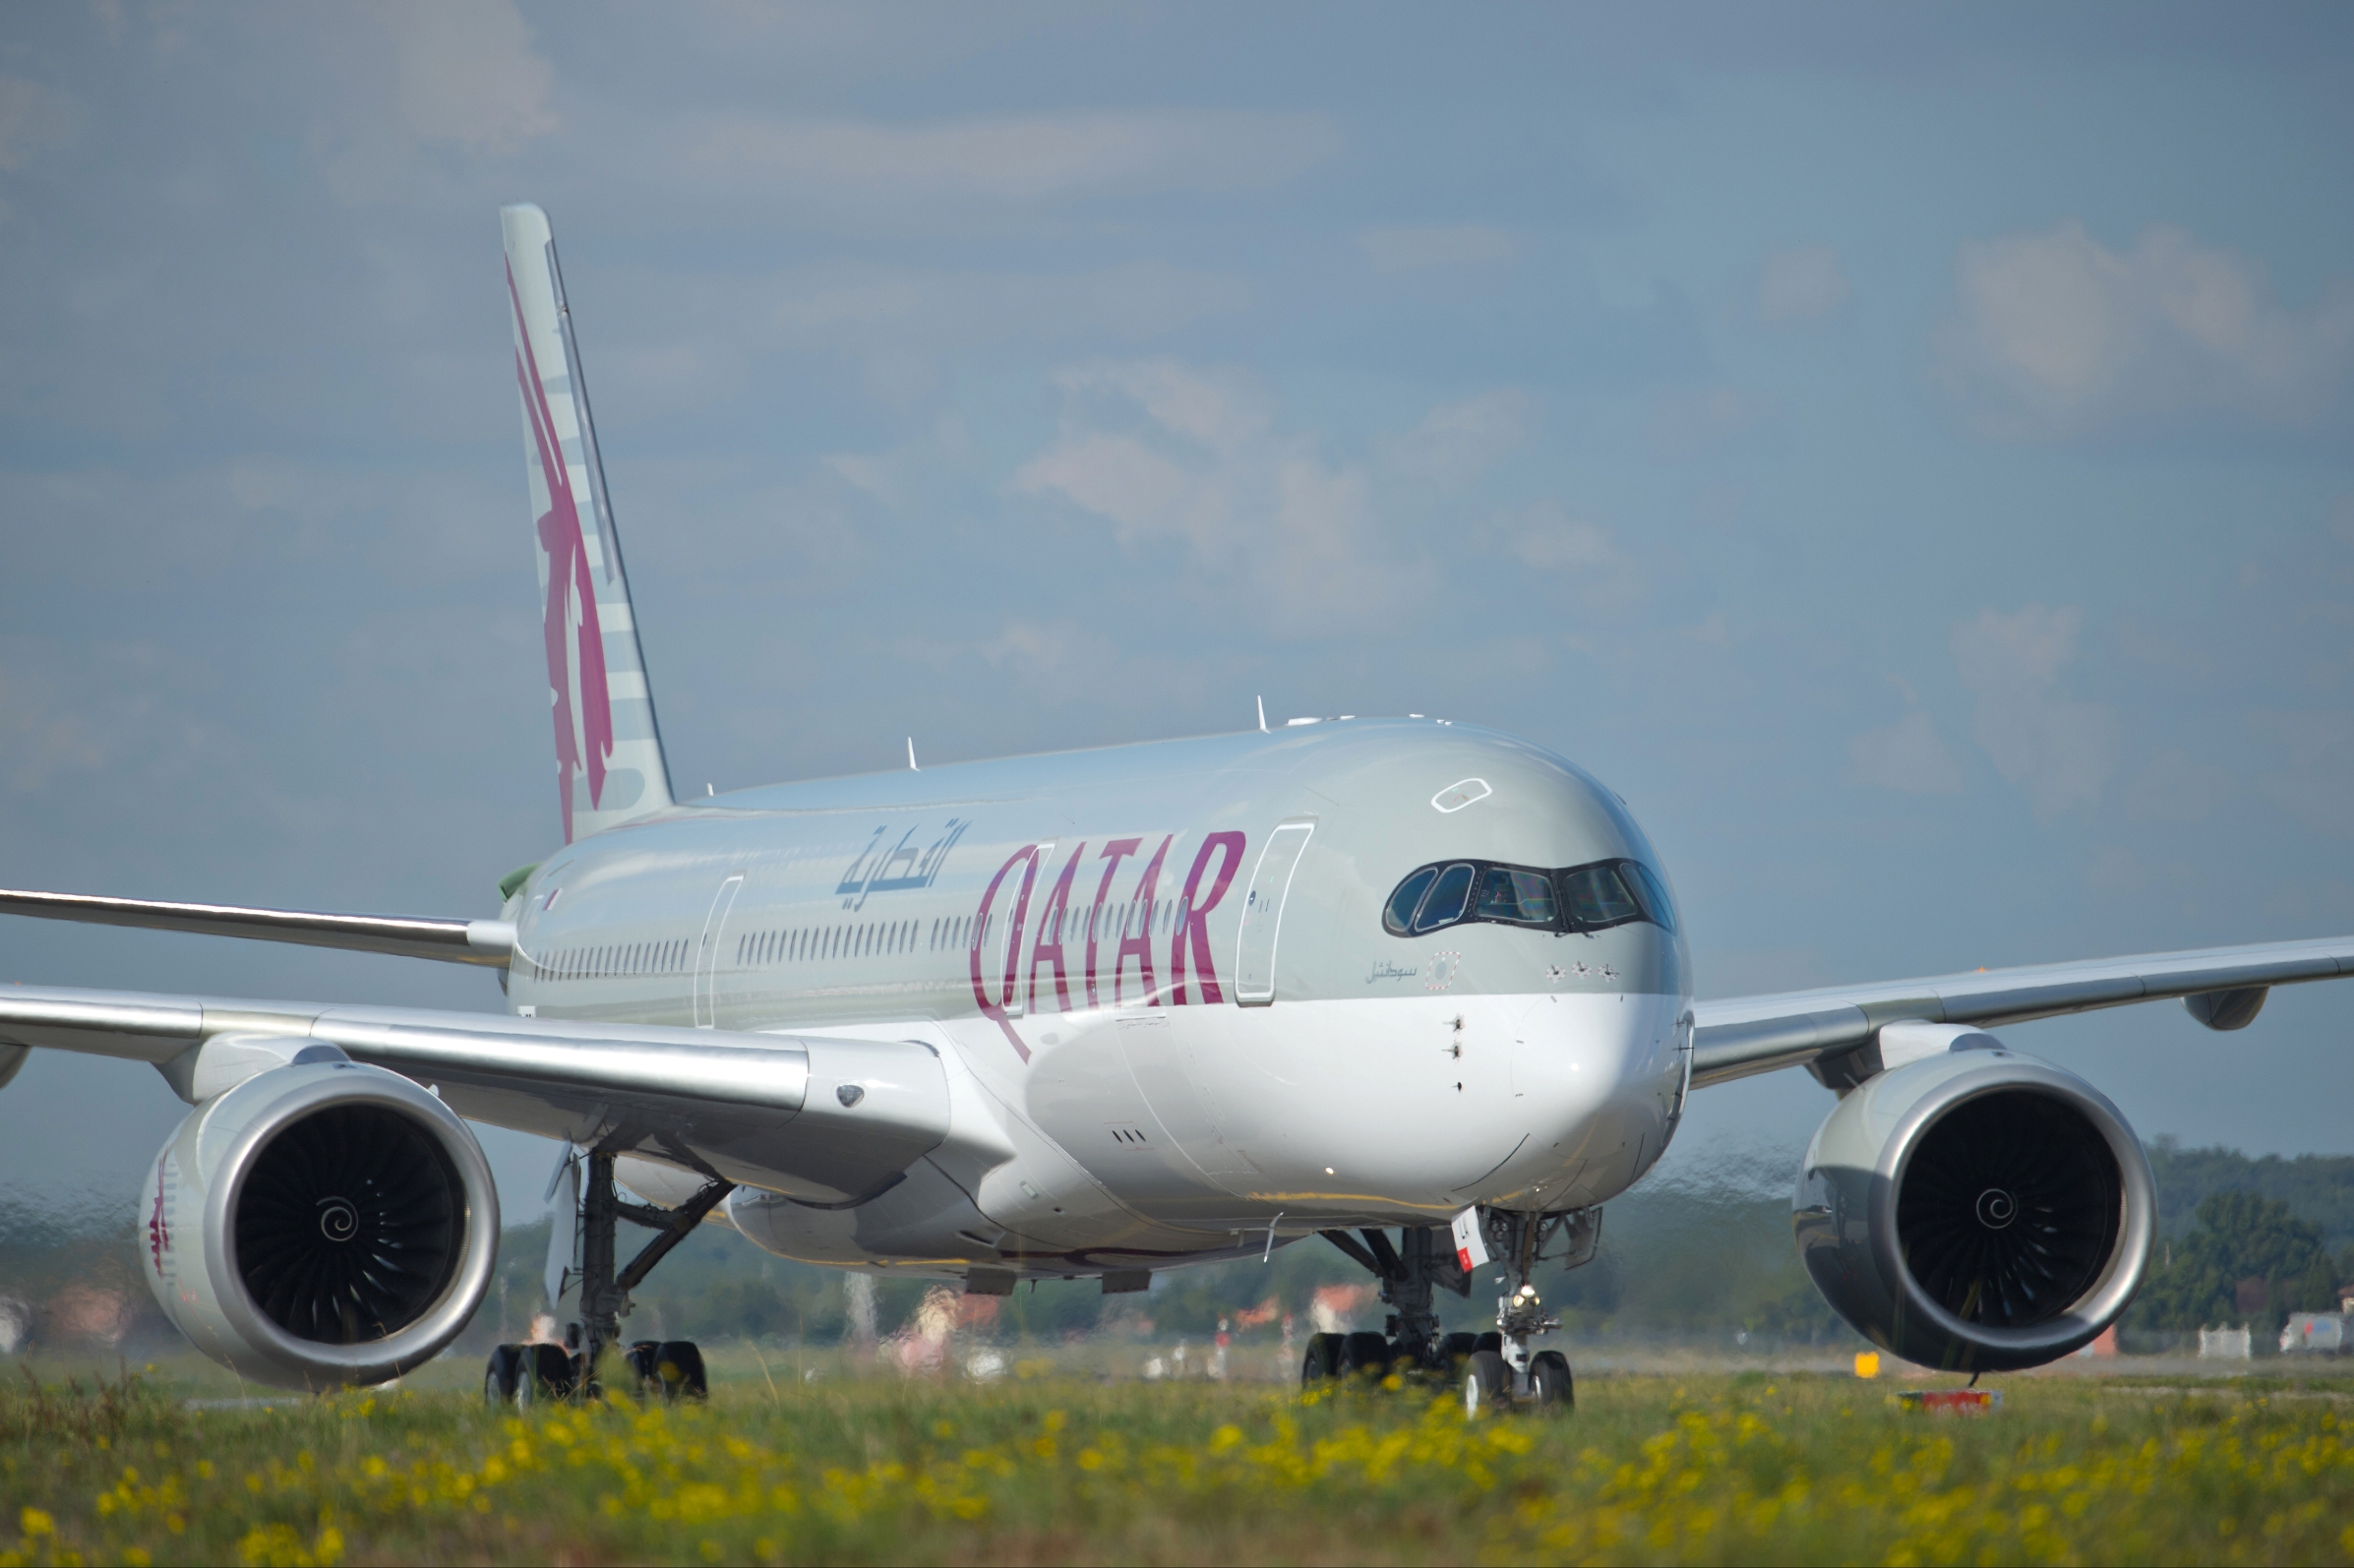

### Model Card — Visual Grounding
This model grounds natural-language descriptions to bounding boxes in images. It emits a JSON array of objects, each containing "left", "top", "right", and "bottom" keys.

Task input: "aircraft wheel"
[
  {"left": 1529, "top": 1350, "right": 1574, "bottom": 1411},
  {"left": 1301, "top": 1332, "right": 1345, "bottom": 1386},
  {"left": 513, "top": 1343, "right": 576, "bottom": 1406},
  {"left": 483, "top": 1344, "right": 523, "bottom": 1404},
  {"left": 1437, "top": 1331, "right": 1479, "bottom": 1367},
  {"left": 1463, "top": 1350, "right": 1509, "bottom": 1417},
  {"left": 1341, "top": 1330, "right": 1393, "bottom": 1380},
  {"left": 1474, "top": 1331, "right": 1503, "bottom": 1356},
  {"left": 657, "top": 1340, "right": 709, "bottom": 1400}
]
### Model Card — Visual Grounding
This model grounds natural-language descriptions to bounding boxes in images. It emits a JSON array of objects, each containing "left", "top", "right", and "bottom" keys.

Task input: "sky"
[{"left": 2, "top": 2, "right": 2350, "bottom": 1228}]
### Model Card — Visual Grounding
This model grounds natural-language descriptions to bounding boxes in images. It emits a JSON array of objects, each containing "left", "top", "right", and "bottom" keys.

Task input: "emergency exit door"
[
  {"left": 694, "top": 874, "right": 743, "bottom": 1027},
  {"left": 1234, "top": 818, "right": 1313, "bottom": 1005}
]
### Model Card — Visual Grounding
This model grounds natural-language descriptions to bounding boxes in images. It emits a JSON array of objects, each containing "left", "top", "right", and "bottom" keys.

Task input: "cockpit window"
[
  {"left": 1477, "top": 867, "right": 1557, "bottom": 927},
  {"left": 1382, "top": 856, "right": 1673, "bottom": 938},
  {"left": 1626, "top": 861, "right": 1678, "bottom": 934},
  {"left": 1414, "top": 863, "right": 1477, "bottom": 934},
  {"left": 1382, "top": 867, "right": 1437, "bottom": 935},
  {"left": 1560, "top": 864, "right": 1641, "bottom": 927}
]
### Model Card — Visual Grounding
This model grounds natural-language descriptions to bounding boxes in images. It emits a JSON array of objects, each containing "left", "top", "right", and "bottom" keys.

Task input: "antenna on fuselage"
[
  {"left": 907, "top": 737, "right": 919, "bottom": 771},
  {"left": 1256, "top": 695, "right": 1267, "bottom": 733}
]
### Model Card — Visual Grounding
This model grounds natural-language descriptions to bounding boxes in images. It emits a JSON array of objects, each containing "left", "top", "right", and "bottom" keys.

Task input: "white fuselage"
[{"left": 505, "top": 718, "right": 1694, "bottom": 1278}]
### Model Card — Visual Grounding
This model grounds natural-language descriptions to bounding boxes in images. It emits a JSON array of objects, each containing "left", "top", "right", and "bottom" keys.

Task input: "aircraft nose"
[{"left": 1492, "top": 985, "right": 1685, "bottom": 1204}]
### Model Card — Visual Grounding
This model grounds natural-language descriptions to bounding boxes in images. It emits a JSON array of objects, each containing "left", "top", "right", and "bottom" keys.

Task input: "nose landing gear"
[{"left": 1310, "top": 1206, "right": 1597, "bottom": 1415}]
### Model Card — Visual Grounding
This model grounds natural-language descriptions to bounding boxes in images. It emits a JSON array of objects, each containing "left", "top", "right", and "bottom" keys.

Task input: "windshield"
[{"left": 1382, "top": 857, "right": 1672, "bottom": 938}]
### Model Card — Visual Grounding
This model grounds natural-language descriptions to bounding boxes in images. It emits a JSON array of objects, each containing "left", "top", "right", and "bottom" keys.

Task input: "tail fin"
[{"left": 501, "top": 203, "right": 675, "bottom": 845}]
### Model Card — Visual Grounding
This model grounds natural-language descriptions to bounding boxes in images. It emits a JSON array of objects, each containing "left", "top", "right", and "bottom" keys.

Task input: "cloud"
[
  {"left": 688, "top": 109, "right": 1342, "bottom": 202},
  {"left": 0, "top": 77, "right": 78, "bottom": 173},
  {"left": 1011, "top": 360, "right": 1418, "bottom": 635},
  {"left": 1358, "top": 224, "right": 1515, "bottom": 273},
  {"left": 1951, "top": 604, "right": 2119, "bottom": 817},
  {"left": 0, "top": 636, "right": 220, "bottom": 796},
  {"left": 381, "top": 1, "right": 558, "bottom": 153},
  {"left": 1849, "top": 708, "right": 1966, "bottom": 794},
  {"left": 1504, "top": 502, "right": 1643, "bottom": 610},
  {"left": 1943, "top": 220, "right": 2354, "bottom": 438},
  {"left": 1379, "top": 390, "right": 1530, "bottom": 484},
  {"left": 302, "top": 2, "right": 560, "bottom": 204},
  {"left": 1757, "top": 245, "right": 1848, "bottom": 324},
  {"left": 1647, "top": 386, "right": 1765, "bottom": 456},
  {"left": 768, "top": 261, "right": 1251, "bottom": 345}
]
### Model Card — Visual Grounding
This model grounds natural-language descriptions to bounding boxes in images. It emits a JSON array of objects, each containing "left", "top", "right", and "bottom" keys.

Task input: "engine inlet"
[
  {"left": 233, "top": 1103, "right": 464, "bottom": 1344},
  {"left": 1896, "top": 1089, "right": 2122, "bottom": 1330}
]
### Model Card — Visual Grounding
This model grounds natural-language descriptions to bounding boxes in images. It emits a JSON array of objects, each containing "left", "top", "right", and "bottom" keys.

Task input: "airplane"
[{"left": 3, "top": 204, "right": 2349, "bottom": 1412}]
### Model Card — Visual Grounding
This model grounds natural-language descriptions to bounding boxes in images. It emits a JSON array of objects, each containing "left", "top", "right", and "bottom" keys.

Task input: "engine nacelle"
[
  {"left": 139, "top": 1053, "right": 499, "bottom": 1389},
  {"left": 1793, "top": 1037, "right": 2153, "bottom": 1372}
]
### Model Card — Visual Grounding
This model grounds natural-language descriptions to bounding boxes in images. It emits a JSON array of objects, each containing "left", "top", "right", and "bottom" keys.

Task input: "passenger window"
[
  {"left": 1477, "top": 867, "right": 1558, "bottom": 927},
  {"left": 1561, "top": 864, "right": 1642, "bottom": 927},
  {"left": 1383, "top": 868, "right": 1437, "bottom": 935},
  {"left": 1414, "top": 864, "right": 1476, "bottom": 934}
]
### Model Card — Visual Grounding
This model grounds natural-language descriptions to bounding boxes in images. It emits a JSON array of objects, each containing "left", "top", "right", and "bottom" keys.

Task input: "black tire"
[
  {"left": 1438, "top": 1331, "right": 1479, "bottom": 1366},
  {"left": 656, "top": 1341, "right": 708, "bottom": 1400},
  {"left": 625, "top": 1339, "right": 662, "bottom": 1393},
  {"left": 483, "top": 1344, "right": 523, "bottom": 1404},
  {"left": 518, "top": 1342, "right": 576, "bottom": 1404},
  {"left": 1301, "top": 1332, "right": 1345, "bottom": 1386},
  {"left": 1530, "top": 1350, "right": 1573, "bottom": 1411},
  {"left": 1474, "top": 1331, "right": 1503, "bottom": 1356},
  {"left": 1342, "top": 1330, "right": 1393, "bottom": 1379},
  {"left": 1464, "top": 1350, "right": 1509, "bottom": 1417}
]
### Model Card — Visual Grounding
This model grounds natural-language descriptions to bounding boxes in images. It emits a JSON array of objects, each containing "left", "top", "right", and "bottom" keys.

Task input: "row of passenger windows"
[
  {"left": 1382, "top": 858, "right": 1677, "bottom": 938},
  {"left": 535, "top": 939, "right": 691, "bottom": 982},
  {"left": 535, "top": 897, "right": 1198, "bottom": 984},
  {"left": 735, "top": 899, "right": 1187, "bottom": 970}
]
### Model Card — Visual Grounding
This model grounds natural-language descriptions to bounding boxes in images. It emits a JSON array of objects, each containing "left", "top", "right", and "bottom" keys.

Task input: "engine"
[
  {"left": 140, "top": 1046, "right": 499, "bottom": 1389},
  {"left": 1793, "top": 1031, "right": 2154, "bottom": 1372}
]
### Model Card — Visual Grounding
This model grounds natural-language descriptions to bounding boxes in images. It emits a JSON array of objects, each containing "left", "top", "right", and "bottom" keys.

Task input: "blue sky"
[{"left": 2, "top": 3, "right": 2350, "bottom": 1219}]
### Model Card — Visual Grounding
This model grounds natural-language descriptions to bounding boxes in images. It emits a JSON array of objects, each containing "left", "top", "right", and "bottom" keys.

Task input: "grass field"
[{"left": 4, "top": 1353, "right": 2352, "bottom": 1566}]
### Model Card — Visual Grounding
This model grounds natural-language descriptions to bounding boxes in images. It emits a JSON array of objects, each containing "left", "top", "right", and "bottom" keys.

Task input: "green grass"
[{"left": 4, "top": 1356, "right": 2353, "bottom": 1565}]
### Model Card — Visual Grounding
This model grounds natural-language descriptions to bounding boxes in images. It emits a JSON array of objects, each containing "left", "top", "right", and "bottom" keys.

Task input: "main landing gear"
[
  {"left": 1304, "top": 1208, "right": 1598, "bottom": 1416},
  {"left": 484, "top": 1146, "right": 733, "bottom": 1405}
]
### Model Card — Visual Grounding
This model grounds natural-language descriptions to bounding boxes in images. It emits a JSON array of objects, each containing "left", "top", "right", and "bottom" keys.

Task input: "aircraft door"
[
  {"left": 694, "top": 874, "right": 744, "bottom": 1027},
  {"left": 1234, "top": 818, "right": 1314, "bottom": 1005},
  {"left": 981, "top": 840, "right": 1053, "bottom": 1021}
]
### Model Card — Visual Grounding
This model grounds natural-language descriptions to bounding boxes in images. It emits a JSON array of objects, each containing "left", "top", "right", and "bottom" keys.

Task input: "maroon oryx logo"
[
  {"left": 509, "top": 259, "right": 614, "bottom": 845},
  {"left": 148, "top": 1160, "right": 170, "bottom": 1276}
]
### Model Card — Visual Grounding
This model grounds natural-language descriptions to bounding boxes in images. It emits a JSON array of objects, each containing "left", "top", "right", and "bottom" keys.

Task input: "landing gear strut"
[
  {"left": 1315, "top": 1225, "right": 1470, "bottom": 1370},
  {"left": 484, "top": 1146, "right": 734, "bottom": 1403},
  {"left": 1476, "top": 1207, "right": 1596, "bottom": 1413},
  {"left": 1308, "top": 1207, "right": 1598, "bottom": 1414}
]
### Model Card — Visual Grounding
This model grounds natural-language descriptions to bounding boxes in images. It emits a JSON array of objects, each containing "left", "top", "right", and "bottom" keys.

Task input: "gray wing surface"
[
  {"left": 1690, "top": 935, "right": 2354, "bottom": 1089},
  {"left": 0, "top": 984, "right": 945, "bottom": 1206},
  {"left": 0, "top": 887, "right": 515, "bottom": 967}
]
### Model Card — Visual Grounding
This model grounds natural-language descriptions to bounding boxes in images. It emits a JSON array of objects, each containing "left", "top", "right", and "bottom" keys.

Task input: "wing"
[
  {"left": 1690, "top": 934, "right": 2354, "bottom": 1090},
  {"left": 0, "top": 887, "right": 515, "bottom": 967},
  {"left": 0, "top": 983, "right": 947, "bottom": 1207}
]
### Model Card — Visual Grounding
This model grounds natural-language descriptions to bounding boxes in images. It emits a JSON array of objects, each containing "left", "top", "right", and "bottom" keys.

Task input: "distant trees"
[{"left": 2131, "top": 1190, "right": 2352, "bottom": 1331}]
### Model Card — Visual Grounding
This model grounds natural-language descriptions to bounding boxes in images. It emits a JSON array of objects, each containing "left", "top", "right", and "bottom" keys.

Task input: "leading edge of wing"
[
  {"left": 0, "top": 983, "right": 803, "bottom": 1107},
  {"left": 0, "top": 983, "right": 953, "bottom": 1208},
  {"left": 0, "top": 888, "right": 514, "bottom": 968},
  {"left": 1689, "top": 933, "right": 2354, "bottom": 1089}
]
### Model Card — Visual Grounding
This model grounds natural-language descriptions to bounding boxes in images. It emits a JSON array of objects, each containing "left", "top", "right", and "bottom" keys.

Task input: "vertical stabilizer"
[{"left": 501, "top": 203, "right": 675, "bottom": 844}]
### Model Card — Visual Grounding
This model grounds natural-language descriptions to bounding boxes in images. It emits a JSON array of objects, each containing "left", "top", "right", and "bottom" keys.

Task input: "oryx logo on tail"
[{"left": 509, "top": 258, "right": 614, "bottom": 844}]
